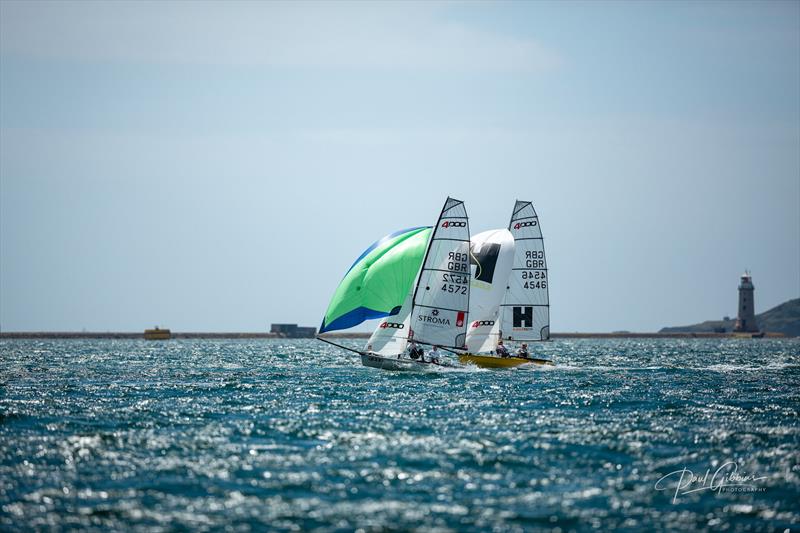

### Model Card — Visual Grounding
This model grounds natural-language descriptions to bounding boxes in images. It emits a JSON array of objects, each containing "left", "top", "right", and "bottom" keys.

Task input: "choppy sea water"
[{"left": 0, "top": 338, "right": 798, "bottom": 532}]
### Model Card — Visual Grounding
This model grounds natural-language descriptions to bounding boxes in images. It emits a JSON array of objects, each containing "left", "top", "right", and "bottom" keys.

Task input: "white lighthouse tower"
[{"left": 734, "top": 271, "right": 759, "bottom": 333}]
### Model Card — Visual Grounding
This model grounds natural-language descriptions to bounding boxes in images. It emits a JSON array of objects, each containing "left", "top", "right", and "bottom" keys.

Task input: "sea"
[{"left": 1, "top": 338, "right": 798, "bottom": 532}]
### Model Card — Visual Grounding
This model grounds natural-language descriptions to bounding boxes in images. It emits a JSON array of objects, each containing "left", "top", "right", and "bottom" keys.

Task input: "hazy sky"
[{"left": 1, "top": 0, "right": 798, "bottom": 333}]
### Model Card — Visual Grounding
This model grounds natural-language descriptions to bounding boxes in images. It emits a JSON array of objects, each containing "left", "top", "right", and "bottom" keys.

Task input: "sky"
[{"left": 1, "top": 0, "right": 798, "bottom": 333}]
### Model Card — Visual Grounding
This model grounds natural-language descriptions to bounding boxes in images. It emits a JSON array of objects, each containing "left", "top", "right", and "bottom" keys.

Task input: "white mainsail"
[
  {"left": 500, "top": 200, "right": 550, "bottom": 341},
  {"left": 464, "top": 229, "right": 515, "bottom": 353},
  {"left": 410, "top": 197, "right": 471, "bottom": 349}
]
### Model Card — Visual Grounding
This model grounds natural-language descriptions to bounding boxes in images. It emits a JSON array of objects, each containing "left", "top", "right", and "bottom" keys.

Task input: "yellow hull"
[{"left": 458, "top": 354, "right": 554, "bottom": 368}]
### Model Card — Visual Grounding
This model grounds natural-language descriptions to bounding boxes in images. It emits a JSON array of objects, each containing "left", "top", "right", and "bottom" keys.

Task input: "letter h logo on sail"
[{"left": 513, "top": 306, "right": 533, "bottom": 328}]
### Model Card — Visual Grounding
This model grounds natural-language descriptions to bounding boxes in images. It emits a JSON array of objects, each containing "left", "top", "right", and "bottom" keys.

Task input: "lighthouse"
[{"left": 734, "top": 271, "right": 759, "bottom": 333}]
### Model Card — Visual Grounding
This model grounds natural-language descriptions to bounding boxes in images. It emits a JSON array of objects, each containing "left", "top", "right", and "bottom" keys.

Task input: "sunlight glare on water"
[{"left": 1, "top": 338, "right": 798, "bottom": 531}]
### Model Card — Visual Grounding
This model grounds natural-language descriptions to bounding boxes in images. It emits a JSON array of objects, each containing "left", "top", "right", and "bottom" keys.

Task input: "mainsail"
[
  {"left": 500, "top": 200, "right": 550, "bottom": 341},
  {"left": 410, "top": 197, "right": 471, "bottom": 349},
  {"left": 464, "top": 229, "right": 515, "bottom": 353},
  {"left": 319, "top": 227, "right": 432, "bottom": 334}
]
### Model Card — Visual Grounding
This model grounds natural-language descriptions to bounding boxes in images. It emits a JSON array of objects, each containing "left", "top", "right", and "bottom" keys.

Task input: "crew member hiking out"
[
  {"left": 429, "top": 345, "right": 441, "bottom": 364},
  {"left": 408, "top": 341, "right": 425, "bottom": 362},
  {"left": 496, "top": 340, "right": 510, "bottom": 358}
]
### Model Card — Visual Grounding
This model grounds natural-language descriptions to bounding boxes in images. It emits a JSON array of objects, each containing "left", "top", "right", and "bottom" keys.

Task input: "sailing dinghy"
[
  {"left": 459, "top": 200, "right": 554, "bottom": 368},
  {"left": 318, "top": 198, "right": 469, "bottom": 370}
]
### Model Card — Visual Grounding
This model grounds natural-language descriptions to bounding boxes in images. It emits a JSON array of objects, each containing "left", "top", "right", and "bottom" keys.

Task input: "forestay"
[
  {"left": 500, "top": 200, "right": 550, "bottom": 341},
  {"left": 410, "top": 197, "right": 471, "bottom": 349}
]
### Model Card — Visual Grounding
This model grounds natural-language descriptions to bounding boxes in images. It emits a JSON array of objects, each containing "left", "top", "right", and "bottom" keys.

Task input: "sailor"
[
  {"left": 496, "top": 340, "right": 510, "bottom": 358},
  {"left": 365, "top": 343, "right": 373, "bottom": 354},
  {"left": 429, "top": 345, "right": 441, "bottom": 364},
  {"left": 517, "top": 343, "right": 530, "bottom": 359},
  {"left": 408, "top": 341, "right": 424, "bottom": 361}
]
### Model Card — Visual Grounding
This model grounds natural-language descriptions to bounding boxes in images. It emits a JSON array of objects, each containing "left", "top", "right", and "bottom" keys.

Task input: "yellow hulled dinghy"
[
  {"left": 460, "top": 200, "right": 554, "bottom": 369},
  {"left": 459, "top": 354, "right": 554, "bottom": 368}
]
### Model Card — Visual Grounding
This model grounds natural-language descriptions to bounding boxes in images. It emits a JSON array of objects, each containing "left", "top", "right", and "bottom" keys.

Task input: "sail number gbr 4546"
[{"left": 522, "top": 250, "right": 546, "bottom": 290}]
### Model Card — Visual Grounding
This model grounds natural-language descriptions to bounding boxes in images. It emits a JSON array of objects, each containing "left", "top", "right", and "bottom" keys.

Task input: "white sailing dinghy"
[
  {"left": 317, "top": 197, "right": 470, "bottom": 370},
  {"left": 406, "top": 197, "right": 471, "bottom": 360},
  {"left": 459, "top": 200, "right": 554, "bottom": 368}
]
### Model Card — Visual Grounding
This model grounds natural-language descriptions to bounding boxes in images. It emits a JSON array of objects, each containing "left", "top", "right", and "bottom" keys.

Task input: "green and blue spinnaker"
[{"left": 319, "top": 227, "right": 432, "bottom": 334}]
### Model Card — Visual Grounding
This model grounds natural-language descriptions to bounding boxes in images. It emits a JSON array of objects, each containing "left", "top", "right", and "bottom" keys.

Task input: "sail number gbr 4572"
[{"left": 442, "top": 251, "right": 469, "bottom": 295}]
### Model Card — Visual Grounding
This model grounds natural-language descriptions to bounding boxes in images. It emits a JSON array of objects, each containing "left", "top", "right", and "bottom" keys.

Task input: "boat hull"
[
  {"left": 360, "top": 353, "right": 455, "bottom": 371},
  {"left": 458, "top": 354, "right": 554, "bottom": 368}
]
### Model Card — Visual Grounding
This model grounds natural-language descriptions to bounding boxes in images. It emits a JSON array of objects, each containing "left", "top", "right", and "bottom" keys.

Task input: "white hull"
[{"left": 360, "top": 353, "right": 455, "bottom": 371}]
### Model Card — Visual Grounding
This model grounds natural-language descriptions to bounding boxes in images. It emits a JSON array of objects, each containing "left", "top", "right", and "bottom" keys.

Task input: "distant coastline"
[
  {"left": 0, "top": 331, "right": 788, "bottom": 339},
  {"left": 660, "top": 298, "right": 799, "bottom": 338}
]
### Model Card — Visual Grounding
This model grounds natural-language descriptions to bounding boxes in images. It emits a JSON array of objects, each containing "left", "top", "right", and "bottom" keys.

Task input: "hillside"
[{"left": 660, "top": 298, "right": 800, "bottom": 337}]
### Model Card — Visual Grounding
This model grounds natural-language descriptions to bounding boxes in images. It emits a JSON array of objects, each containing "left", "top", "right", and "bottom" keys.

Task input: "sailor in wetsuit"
[
  {"left": 429, "top": 345, "right": 441, "bottom": 364},
  {"left": 496, "top": 340, "right": 510, "bottom": 358},
  {"left": 408, "top": 341, "right": 425, "bottom": 362},
  {"left": 517, "top": 343, "right": 530, "bottom": 359}
]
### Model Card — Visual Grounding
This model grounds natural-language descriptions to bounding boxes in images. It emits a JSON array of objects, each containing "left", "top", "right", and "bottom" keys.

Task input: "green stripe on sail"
[{"left": 321, "top": 227, "right": 432, "bottom": 332}]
